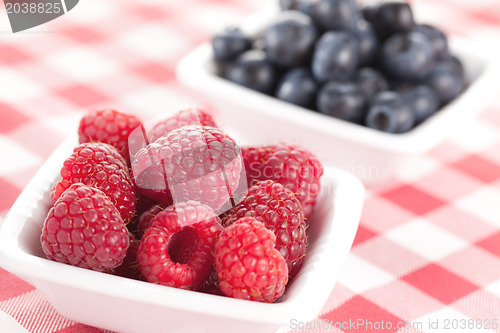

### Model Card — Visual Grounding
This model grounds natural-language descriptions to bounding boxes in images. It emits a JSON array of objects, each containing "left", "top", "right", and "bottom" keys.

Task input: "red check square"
[
  {"left": 133, "top": 5, "right": 172, "bottom": 21},
  {"left": 56, "top": 84, "right": 109, "bottom": 108},
  {"left": 0, "top": 178, "right": 21, "bottom": 212},
  {"left": 402, "top": 264, "right": 479, "bottom": 305},
  {"left": 0, "top": 104, "right": 30, "bottom": 133},
  {"left": 352, "top": 225, "right": 378, "bottom": 247},
  {"left": 60, "top": 25, "right": 106, "bottom": 45},
  {"left": 321, "top": 295, "right": 403, "bottom": 333},
  {"left": 0, "top": 45, "right": 33, "bottom": 65},
  {"left": 381, "top": 185, "right": 446, "bottom": 216},
  {"left": 131, "top": 62, "right": 175, "bottom": 83},
  {"left": 452, "top": 155, "right": 500, "bottom": 183},
  {"left": 472, "top": 7, "right": 500, "bottom": 25},
  {"left": 476, "top": 231, "right": 500, "bottom": 258},
  {"left": 0, "top": 268, "right": 35, "bottom": 302}
]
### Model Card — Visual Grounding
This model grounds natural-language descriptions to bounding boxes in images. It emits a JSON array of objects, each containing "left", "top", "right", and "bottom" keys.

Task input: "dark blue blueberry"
[
  {"left": 353, "top": 20, "right": 379, "bottom": 66},
  {"left": 225, "top": 50, "right": 278, "bottom": 94},
  {"left": 438, "top": 53, "right": 464, "bottom": 76},
  {"left": 371, "top": 90, "right": 400, "bottom": 105},
  {"left": 280, "top": 0, "right": 297, "bottom": 10},
  {"left": 317, "top": 81, "right": 366, "bottom": 123},
  {"left": 212, "top": 27, "right": 252, "bottom": 60},
  {"left": 275, "top": 68, "right": 318, "bottom": 108},
  {"left": 279, "top": 0, "right": 317, "bottom": 15},
  {"left": 425, "top": 59, "right": 465, "bottom": 105},
  {"left": 374, "top": 1, "right": 414, "bottom": 40},
  {"left": 390, "top": 79, "right": 417, "bottom": 92},
  {"left": 381, "top": 31, "right": 436, "bottom": 80},
  {"left": 355, "top": 67, "right": 389, "bottom": 100},
  {"left": 213, "top": 59, "right": 230, "bottom": 77},
  {"left": 312, "top": 31, "right": 359, "bottom": 83},
  {"left": 295, "top": 0, "right": 318, "bottom": 21},
  {"left": 361, "top": 2, "right": 381, "bottom": 25},
  {"left": 402, "top": 85, "right": 440, "bottom": 123},
  {"left": 414, "top": 24, "right": 448, "bottom": 58},
  {"left": 365, "top": 91, "right": 415, "bottom": 133},
  {"left": 263, "top": 11, "right": 319, "bottom": 68},
  {"left": 311, "top": 0, "right": 360, "bottom": 31}
]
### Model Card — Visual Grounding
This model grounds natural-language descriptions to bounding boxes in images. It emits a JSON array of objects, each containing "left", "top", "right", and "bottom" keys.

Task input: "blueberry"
[
  {"left": 280, "top": 0, "right": 297, "bottom": 10},
  {"left": 353, "top": 20, "right": 379, "bottom": 66},
  {"left": 413, "top": 24, "right": 448, "bottom": 58},
  {"left": 425, "top": 59, "right": 465, "bottom": 105},
  {"left": 438, "top": 53, "right": 465, "bottom": 76},
  {"left": 355, "top": 67, "right": 389, "bottom": 100},
  {"left": 263, "top": 11, "right": 319, "bottom": 68},
  {"left": 371, "top": 90, "right": 400, "bottom": 105},
  {"left": 311, "top": 0, "right": 360, "bottom": 31},
  {"left": 361, "top": 2, "right": 381, "bottom": 25},
  {"left": 275, "top": 68, "right": 318, "bottom": 108},
  {"left": 366, "top": 91, "right": 415, "bottom": 133},
  {"left": 212, "top": 27, "right": 252, "bottom": 60},
  {"left": 312, "top": 31, "right": 359, "bottom": 83},
  {"left": 279, "top": 0, "right": 317, "bottom": 15},
  {"left": 374, "top": 1, "right": 414, "bottom": 40},
  {"left": 402, "top": 85, "right": 440, "bottom": 123},
  {"left": 225, "top": 50, "right": 278, "bottom": 94},
  {"left": 381, "top": 31, "right": 436, "bottom": 80},
  {"left": 317, "top": 81, "right": 366, "bottom": 123},
  {"left": 295, "top": 0, "right": 318, "bottom": 21},
  {"left": 390, "top": 80, "right": 417, "bottom": 92}
]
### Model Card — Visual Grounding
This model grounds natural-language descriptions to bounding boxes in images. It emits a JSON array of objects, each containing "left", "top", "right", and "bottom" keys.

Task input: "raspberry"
[
  {"left": 223, "top": 180, "right": 306, "bottom": 277},
  {"left": 132, "top": 125, "right": 242, "bottom": 212},
  {"left": 41, "top": 183, "right": 129, "bottom": 272},
  {"left": 136, "top": 203, "right": 166, "bottom": 238},
  {"left": 78, "top": 108, "right": 143, "bottom": 161},
  {"left": 148, "top": 107, "right": 217, "bottom": 142},
  {"left": 137, "top": 201, "right": 223, "bottom": 290},
  {"left": 214, "top": 217, "right": 288, "bottom": 302},
  {"left": 113, "top": 233, "right": 144, "bottom": 281},
  {"left": 242, "top": 144, "right": 323, "bottom": 219},
  {"left": 197, "top": 267, "right": 224, "bottom": 296},
  {"left": 51, "top": 142, "right": 136, "bottom": 222}
]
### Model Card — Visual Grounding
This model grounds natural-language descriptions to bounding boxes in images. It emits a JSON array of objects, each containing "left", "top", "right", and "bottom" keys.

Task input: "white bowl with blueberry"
[{"left": 177, "top": 0, "right": 500, "bottom": 182}]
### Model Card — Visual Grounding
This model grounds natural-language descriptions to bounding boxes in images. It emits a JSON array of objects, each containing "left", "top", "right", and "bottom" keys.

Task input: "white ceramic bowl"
[
  {"left": 176, "top": 8, "right": 500, "bottom": 183},
  {"left": 0, "top": 134, "right": 364, "bottom": 333}
]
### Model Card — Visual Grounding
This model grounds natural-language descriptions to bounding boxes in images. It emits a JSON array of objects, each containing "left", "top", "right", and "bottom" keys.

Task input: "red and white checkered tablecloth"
[{"left": 1, "top": 0, "right": 500, "bottom": 332}]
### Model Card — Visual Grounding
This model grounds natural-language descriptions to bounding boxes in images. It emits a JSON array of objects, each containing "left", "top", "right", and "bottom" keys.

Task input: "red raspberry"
[
  {"left": 214, "top": 217, "right": 288, "bottom": 302},
  {"left": 113, "top": 233, "right": 144, "bottom": 281},
  {"left": 223, "top": 180, "right": 307, "bottom": 278},
  {"left": 51, "top": 142, "right": 136, "bottom": 222},
  {"left": 132, "top": 125, "right": 242, "bottom": 212},
  {"left": 148, "top": 107, "right": 217, "bottom": 142},
  {"left": 136, "top": 203, "right": 166, "bottom": 238},
  {"left": 41, "top": 183, "right": 129, "bottom": 272},
  {"left": 78, "top": 108, "right": 143, "bottom": 161},
  {"left": 197, "top": 267, "right": 224, "bottom": 296},
  {"left": 137, "top": 201, "right": 223, "bottom": 290},
  {"left": 242, "top": 144, "right": 323, "bottom": 219}
]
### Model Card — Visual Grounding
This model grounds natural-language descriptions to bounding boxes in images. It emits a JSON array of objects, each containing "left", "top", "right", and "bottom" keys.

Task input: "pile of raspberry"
[{"left": 41, "top": 107, "right": 324, "bottom": 303}]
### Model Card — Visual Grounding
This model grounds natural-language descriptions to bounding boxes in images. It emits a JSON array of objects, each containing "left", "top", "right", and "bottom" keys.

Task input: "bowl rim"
[
  {"left": 176, "top": 8, "right": 500, "bottom": 156},
  {"left": 0, "top": 135, "right": 364, "bottom": 327}
]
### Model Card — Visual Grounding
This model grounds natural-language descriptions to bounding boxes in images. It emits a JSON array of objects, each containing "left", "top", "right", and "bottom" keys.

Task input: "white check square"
[
  {"left": 385, "top": 218, "right": 468, "bottom": 261},
  {"left": 455, "top": 186, "right": 500, "bottom": 228},
  {"left": 337, "top": 253, "right": 395, "bottom": 294}
]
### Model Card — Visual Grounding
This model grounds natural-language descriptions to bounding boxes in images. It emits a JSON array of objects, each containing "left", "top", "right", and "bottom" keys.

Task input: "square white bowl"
[
  {"left": 176, "top": 7, "right": 500, "bottom": 183},
  {"left": 0, "top": 134, "right": 364, "bottom": 333}
]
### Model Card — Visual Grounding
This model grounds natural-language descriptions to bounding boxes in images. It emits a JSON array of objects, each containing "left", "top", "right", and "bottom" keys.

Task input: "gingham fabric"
[{"left": 0, "top": 0, "right": 500, "bottom": 332}]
